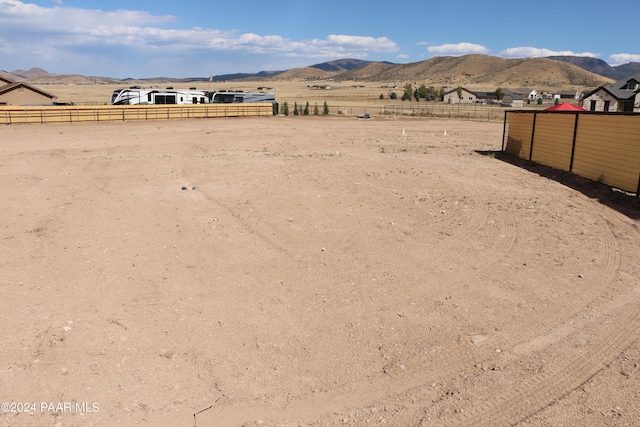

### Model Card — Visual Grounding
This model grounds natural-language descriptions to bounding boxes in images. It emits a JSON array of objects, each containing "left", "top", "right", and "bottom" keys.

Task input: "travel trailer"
[
  {"left": 110, "top": 88, "right": 276, "bottom": 106},
  {"left": 208, "top": 90, "right": 275, "bottom": 104},
  {"left": 110, "top": 88, "right": 208, "bottom": 105}
]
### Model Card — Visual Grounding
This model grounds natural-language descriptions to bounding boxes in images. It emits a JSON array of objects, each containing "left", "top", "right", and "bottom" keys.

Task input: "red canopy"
[{"left": 544, "top": 102, "right": 585, "bottom": 111}]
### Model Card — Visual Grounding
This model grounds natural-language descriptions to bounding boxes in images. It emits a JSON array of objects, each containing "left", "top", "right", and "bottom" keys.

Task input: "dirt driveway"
[{"left": 1, "top": 116, "right": 639, "bottom": 426}]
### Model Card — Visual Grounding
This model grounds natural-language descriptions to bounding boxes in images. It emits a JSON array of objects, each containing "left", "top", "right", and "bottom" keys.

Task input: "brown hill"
[
  {"left": 329, "top": 55, "right": 614, "bottom": 90},
  {"left": 335, "top": 62, "right": 396, "bottom": 80},
  {"left": 8, "top": 54, "right": 615, "bottom": 90},
  {"left": 269, "top": 67, "right": 339, "bottom": 81}
]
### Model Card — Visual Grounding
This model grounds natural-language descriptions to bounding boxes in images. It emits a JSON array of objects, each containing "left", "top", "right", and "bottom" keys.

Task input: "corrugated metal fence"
[
  {"left": 1, "top": 103, "right": 275, "bottom": 124},
  {"left": 503, "top": 111, "right": 640, "bottom": 195}
]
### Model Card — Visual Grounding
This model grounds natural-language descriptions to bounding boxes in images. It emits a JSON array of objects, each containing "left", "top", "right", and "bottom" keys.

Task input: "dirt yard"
[{"left": 1, "top": 115, "right": 639, "bottom": 426}]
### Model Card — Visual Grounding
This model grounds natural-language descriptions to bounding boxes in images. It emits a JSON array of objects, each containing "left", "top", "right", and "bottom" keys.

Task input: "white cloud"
[
  {"left": 499, "top": 46, "right": 599, "bottom": 58},
  {"left": 0, "top": 1, "right": 399, "bottom": 75},
  {"left": 427, "top": 43, "right": 489, "bottom": 55},
  {"left": 608, "top": 53, "right": 640, "bottom": 65}
]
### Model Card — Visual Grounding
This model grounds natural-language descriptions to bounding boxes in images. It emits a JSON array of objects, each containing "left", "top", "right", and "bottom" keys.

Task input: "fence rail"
[
  {"left": 1, "top": 103, "right": 275, "bottom": 124},
  {"left": 383, "top": 103, "right": 512, "bottom": 121}
]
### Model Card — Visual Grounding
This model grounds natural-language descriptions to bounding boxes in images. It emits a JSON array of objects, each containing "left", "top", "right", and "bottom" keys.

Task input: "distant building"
[
  {"left": 554, "top": 90, "right": 582, "bottom": 100},
  {"left": 500, "top": 94, "right": 525, "bottom": 108},
  {"left": 473, "top": 91, "right": 499, "bottom": 103},
  {"left": 0, "top": 76, "right": 57, "bottom": 106},
  {"left": 582, "top": 73, "right": 640, "bottom": 112},
  {"left": 503, "top": 88, "right": 538, "bottom": 100},
  {"left": 441, "top": 87, "right": 477, "bottom": 103}
]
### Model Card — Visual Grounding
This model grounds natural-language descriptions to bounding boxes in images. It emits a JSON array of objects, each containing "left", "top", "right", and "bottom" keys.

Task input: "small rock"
[{"left": 181, "top": 186, "right": 187, "bottom": 191}]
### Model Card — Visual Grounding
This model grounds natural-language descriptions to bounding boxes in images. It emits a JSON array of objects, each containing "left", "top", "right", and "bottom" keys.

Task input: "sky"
[{"left": 1, "top": 0, "right": 638, "bottom": 79}]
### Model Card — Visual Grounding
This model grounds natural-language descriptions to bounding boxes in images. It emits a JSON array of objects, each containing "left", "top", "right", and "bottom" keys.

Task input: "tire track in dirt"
[
  {"left": 446, "top": 285, "right": 640, "bottom": 426},
  {"left": 435, "top": 204, "right": 636, "bottom": 426},
  {"left": 179, "top": 148, "right": 627, "bottom": 426}
]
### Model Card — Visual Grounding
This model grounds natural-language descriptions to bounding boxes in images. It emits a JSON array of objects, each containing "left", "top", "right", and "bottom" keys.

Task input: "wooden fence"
[
  {"left": 0, "top": 103, "right": 275, "bottom": 124},
  {"left": 384, "top": 103, "right": 513, "bottom": 122},
  {"left": 503, "top": 110, "right": 640, "bottom": 195}
]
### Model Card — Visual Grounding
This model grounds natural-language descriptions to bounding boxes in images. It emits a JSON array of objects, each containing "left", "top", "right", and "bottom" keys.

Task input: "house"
[
  {"left": 0, "top": 76, "right": 57, "bottom": 106},
  {"left": 554, "top": 90, "right": 582, "bottom": 100},
  {"left": 503, "top": 88, "right": 539, "bottom": 100},
  {"left": 441, "top": 87, "right": 477, "bottom": 103},
  {"left": 473, "top": 91, "right": 499, "bottom": 104},
  {"left": 500, "top": 94, "right": 525, "bottom": 108},
  {"left": 582, "top": 73, "right": 640, "bottom": 112}
]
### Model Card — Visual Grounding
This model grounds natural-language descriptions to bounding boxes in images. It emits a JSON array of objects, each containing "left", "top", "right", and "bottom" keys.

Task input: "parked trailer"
[
  {"left": 209, "top": 91, "right": 276, "bottom": 104},
  {"left": 111, "top": 88, "right": 209, "bottom": 105},
  {"left": 111, "top": 88, "right": 276, "bottom": 107}
]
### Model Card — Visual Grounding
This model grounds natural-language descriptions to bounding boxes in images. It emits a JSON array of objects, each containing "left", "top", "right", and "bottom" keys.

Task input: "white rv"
[
  {"left": 111, "top": 88, "right": 209, "bottom": 105},
  {"left": 209, "top": 90, "right": 276, "bottom": 104}
]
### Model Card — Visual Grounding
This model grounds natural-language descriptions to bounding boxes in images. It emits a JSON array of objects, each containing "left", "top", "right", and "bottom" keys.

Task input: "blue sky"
[{"left": 1, "top": 0, "right": 637, "bottom": 78}]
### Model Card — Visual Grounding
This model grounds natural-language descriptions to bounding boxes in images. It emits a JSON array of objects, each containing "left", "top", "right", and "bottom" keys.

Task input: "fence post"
[
  {"left": 501, "top": 111, "right": 508, "bottom": 151},
  {"left": 529, "top": 112, "right": 537, "bottom": 161},
  {"left": 567, "top": 113, "right": 581, "bottom": 172}
]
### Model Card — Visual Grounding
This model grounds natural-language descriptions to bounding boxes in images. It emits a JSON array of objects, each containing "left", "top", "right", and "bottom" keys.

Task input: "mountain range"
[{"left": 2, "top": 55, "right": 637, "bottom": 89}]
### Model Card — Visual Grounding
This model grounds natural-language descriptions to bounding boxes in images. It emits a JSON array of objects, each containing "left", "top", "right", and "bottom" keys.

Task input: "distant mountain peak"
[
  {"left": 546, "top": 56, "right": 640, "bottom": 80},
  {"left": 309, "top": 58, "right": 394, "bottom": 72}
]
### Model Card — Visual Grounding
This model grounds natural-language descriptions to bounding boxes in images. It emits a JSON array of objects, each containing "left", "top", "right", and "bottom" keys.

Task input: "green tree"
[
  {"left": 283, "top": 101, "right": 289, "bottom": 116},
  {"left": 379, "top": 93, "right": 384, "bottom": 100},
  {"left": 293, "top": 102, "right": 299, "bottom": 115},
  {"left": 418, "top": 84, "right": 428, "bottom": 100},
  {"left": 323, "top": 101, "right": 329, "bottom": 115},
  {"left": 390, "top": 92, "right": 398, "bottom": 100},
  {"left": 495, "top": 87, "right": 503, "bottom": 101},
  {"left": 414, "top": 89, "right": 420, "bottom": 101},
  {"left": 403, "top": 83, "right": 413, "bottom": 100},
  {"left": 537, "top": 97, "right": 543, "bottom": 105},
  {"left": 304, "top": 101, "right": 310, "bottom": 115},
  {"left": 313, "top": 103, "right": 319, "bottom": 115},
  {"left": 456, "top": 86, "right": 463, "bottom": 102}
]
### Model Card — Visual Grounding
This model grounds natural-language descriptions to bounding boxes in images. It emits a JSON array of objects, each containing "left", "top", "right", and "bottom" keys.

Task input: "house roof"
[
  {"left": 441, "top": 87, "right": 475, "bottom": 96},
  {"left": 585, "top": 72, "right": 640, "bottom": 100},
  {"left": 474, "top": 91, "right": 498, "bottom": 98},
  {"left": 554, "top": 90, "right": 579, "bottom": 96},
  {"left": 0, "top": 82, "right": 57, "bottom": 99},
  {"left": 0, "top": 75, "right": 13, "bottom": 85},
  {"left": 502, "top": 93, "right": 525, "bottom": 100},
  {"left": 504, "top": 88, "right": 535, "bottom": 96}
]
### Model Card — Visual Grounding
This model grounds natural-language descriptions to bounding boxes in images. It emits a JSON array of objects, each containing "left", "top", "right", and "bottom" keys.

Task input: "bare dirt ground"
[{"left": 1, "top": 115, "right": 639, "bottom": 427}]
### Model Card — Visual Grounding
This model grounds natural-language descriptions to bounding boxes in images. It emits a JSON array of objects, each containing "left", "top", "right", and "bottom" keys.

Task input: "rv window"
[{"left": 155, "top": 94, "right": 177, "bottom": 104}]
